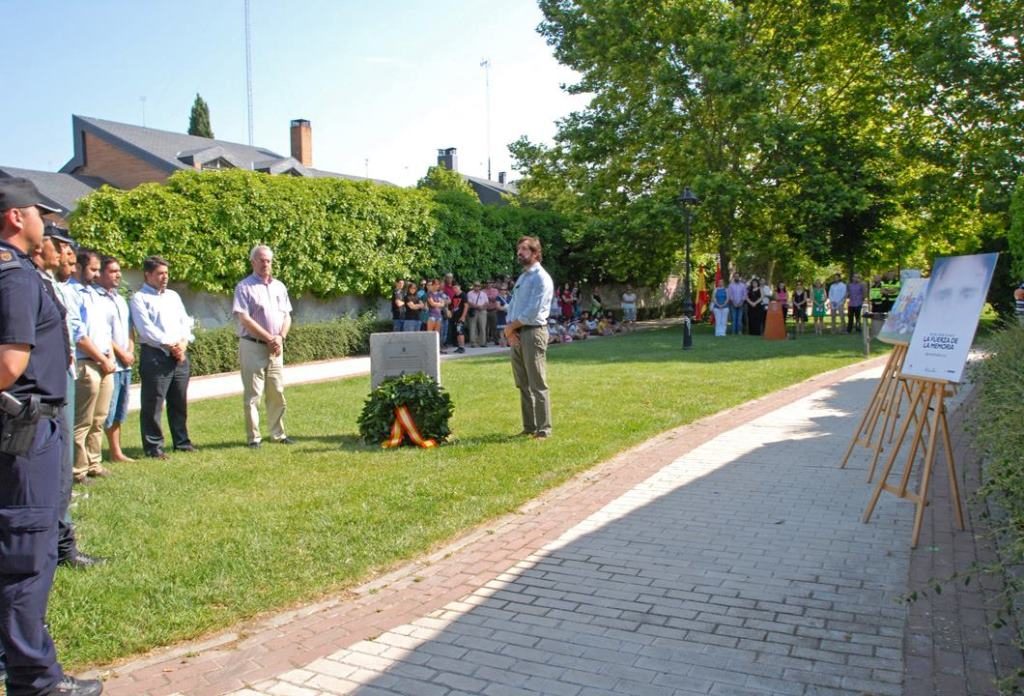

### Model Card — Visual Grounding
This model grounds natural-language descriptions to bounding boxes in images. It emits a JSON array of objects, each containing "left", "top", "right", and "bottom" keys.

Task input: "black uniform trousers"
[
  {"left": 139, "top": 345, "right": 192, "bottom": 454},
  {"left": 55, "top": 372, "right": 77, "bottom": 562},
  {"left": 0, "top": 414, "right": 66, "bottom": 696}
]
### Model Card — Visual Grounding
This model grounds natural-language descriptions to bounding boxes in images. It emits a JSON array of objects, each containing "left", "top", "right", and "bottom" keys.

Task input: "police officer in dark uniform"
[
  {"left": 0, "top": 178, "right": 101, "bottom": 696},
  {"left": 35, "top": 224, "right": 105, "bottom": 570}
]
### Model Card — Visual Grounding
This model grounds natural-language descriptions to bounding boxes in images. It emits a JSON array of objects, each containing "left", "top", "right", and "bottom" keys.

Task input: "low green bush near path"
[
  {"left": 51, "top": 327, "right": 877, "bottom": 669},
  {"left": 966, "top": 322, "right": 1024, "bottom": 645},
  {"left": 128, "top": 313, "right": 388, "bottom": 381}
]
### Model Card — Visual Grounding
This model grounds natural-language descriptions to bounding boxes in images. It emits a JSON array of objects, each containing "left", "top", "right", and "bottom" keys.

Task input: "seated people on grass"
[
  {"left": 598, "top": 310, "right": 619, "bottom": 336},
  {"left": 580, "top": 310, "right": 599, "bottom": 335},
  {"left": 547, "top": 318, "right": 566, "bottom": 344},
  {"left": 572, "top": 319, "right": 589, "bottom": 341}
]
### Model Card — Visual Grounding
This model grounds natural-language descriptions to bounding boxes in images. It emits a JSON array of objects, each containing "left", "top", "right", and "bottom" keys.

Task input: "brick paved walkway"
[
  {"left": 903, "top": 393, "right": 1024, "bottom": 696},
  {"left": 87, "top": 358, "right": 1021, "bottom": 695}
]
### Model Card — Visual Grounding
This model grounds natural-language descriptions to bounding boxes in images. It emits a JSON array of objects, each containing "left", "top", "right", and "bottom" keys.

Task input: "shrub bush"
[
  {"left": 129, "top": 313, "right": 387, "bottom": 381},
  {"left": 966, "top": 321, "right": 1024, "bottom": 644},
  {"left": 637, "top": 298, "right": 683, "bottom": 321}
]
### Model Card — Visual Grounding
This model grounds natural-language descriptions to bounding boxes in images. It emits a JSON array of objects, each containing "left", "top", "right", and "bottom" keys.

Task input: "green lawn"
[{"left": 52, "top": 326, "right": 878, "bottom": 669}]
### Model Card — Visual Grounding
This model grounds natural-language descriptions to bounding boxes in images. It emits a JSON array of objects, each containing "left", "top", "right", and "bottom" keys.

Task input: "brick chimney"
[
  {"left": 290, "top": 119, "right": 312, "bottom": 167},
  {"left": 437, "top": 147, "right": 458, "bottom": 171}
]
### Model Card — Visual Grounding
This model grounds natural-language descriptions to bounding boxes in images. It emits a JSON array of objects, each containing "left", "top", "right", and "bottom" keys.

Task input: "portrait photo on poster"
[
  {"left": 878, "top": 277, "right": 929, "bottom": 345},
  {"left": 903, "top": 252, "right": 998, "bottom": 383}
]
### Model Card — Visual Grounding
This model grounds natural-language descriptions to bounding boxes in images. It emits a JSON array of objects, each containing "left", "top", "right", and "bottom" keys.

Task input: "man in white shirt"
[
  {"left": 129, "top": 256, "right": 196, "bottom": 458},
  {"left": 827, "top": 273, "right": 848, "bottom": 335},
  {"left": 466, "top": 281, "right": 489, "bottom": 348},
  {"left": 97, "top": 255, "right": 135, "bottom": 463},
  {"left": 70, "top": 248, "right": 116, "bottom": 483}
]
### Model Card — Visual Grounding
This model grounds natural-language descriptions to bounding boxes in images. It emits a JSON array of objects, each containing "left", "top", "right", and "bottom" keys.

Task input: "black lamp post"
[{"left": 677, "top": 187, "right": 700, "bottom": 349}]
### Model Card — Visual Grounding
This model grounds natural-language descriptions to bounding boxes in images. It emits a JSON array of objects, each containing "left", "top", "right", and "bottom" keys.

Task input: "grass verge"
[{"left": 53, "top": 326, "right": 879, "bottom": 668}]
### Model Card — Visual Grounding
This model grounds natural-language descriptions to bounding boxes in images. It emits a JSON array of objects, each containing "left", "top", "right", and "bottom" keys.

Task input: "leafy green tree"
[
  {"left": 188, "top": 93, "right": 214, "bottom": 138},
  {"left": 416, "top": 165, "right": 475, "bottom": 196},
  {"left": 1010, "top": 177, "right": 1024, "bottom": 281},
  {"left": 515, "top": 0, "right": 1022, "bottom": 285}
]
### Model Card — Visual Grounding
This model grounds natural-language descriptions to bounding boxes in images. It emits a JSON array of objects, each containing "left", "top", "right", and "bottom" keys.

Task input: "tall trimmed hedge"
[
  {"left": 69, "top": 170, "right": 573, "bottom": 296},
  {"left": 128, "top": 313, "right": 388, "bottom": 382}
]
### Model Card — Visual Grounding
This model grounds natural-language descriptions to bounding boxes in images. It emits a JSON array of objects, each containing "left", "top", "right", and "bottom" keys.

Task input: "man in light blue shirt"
[
  {"left": 129, "top": 255, "right": 196, "bottom": 458},
  {"left": 70, "top": 248, "right": 116, "bottom": 482},
  {"left": 504, "top": 236, "right": 555, "bottom": 439},
  {"left": 97, "top": 255, "right": 135, "bottom": 463}
]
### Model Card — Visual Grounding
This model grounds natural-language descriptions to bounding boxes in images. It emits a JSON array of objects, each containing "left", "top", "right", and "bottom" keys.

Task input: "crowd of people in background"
[
  {"left": 391, "top": 277, "right": 641, "bottom": 349},
  {"left": 712, "top": 270, "right": 902, "bottom": 337}
]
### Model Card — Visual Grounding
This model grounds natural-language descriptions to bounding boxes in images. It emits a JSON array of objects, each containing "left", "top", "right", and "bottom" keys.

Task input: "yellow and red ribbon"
[{"left": 382, "top": 405, "right": 437, "bottom": 449}]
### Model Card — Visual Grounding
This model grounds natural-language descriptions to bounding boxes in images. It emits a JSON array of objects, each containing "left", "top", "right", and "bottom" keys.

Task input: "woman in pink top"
[{"left": 775, "top": 282, "right": 789, "bottom": 321}]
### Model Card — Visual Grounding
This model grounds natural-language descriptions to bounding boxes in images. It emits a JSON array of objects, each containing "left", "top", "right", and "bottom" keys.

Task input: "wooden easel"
[
  {"left": 861, "top": 375, "right": 962, "bottom": 548},
  {"left": 839, "top": 344, "right": 907, "bottom": 472}
]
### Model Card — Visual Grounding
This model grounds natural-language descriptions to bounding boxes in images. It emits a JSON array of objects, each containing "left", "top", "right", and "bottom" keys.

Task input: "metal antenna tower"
[
  {"left": 480, "top": 58, "right": 491, "bottom": 180},
  {"left": 244, "top": 0, "right": 254, "bottom": 145}
]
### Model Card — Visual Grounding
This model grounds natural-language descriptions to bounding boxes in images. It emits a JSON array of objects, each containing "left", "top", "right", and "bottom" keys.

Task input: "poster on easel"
[
  {"left": 902, "top": 253, "right": 998, "bottom": 383},
  {"left": 877, "top": 278, "right": 929, "bottom": 345}
]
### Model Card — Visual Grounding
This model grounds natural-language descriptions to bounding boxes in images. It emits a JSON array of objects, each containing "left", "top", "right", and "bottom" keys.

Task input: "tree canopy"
[{"left": 512, "top": 0, "right": 1023, "bottom": 289}]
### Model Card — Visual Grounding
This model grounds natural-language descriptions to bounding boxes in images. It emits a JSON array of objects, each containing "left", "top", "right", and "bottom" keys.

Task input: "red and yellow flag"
[{"left": 382, "top": 405, "right": 437, "bottom": 449}]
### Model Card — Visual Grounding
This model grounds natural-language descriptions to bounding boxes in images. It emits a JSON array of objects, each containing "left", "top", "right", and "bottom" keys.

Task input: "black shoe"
[
  {"left": 531, "top": 431, "right": 550, "bottom": 440},
  {"left": 44, "top": 675, "right": 104, "bottom": 695},
  {"left": 274, "top": 437, "right": 295, "bottom": 445},
  {"left": 247, "top": 441, "right": 261, "bottom": 449},
  {"left": 174, "top": 444, "right": 199, "bottom": 453},
  {"left": 59, "top": 551, "right": 107, "bottom": 569},
  {"left": 456, "top": 347, "right": 466, "bottom": 353},
  {"left": 145, "top": 450, "right": 168, "bottom": 460}
]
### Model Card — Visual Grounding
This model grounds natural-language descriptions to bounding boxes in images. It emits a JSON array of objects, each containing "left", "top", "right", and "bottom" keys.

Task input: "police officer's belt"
[{"left": 37, "top": 402, "right": 63, "bottom": 418}]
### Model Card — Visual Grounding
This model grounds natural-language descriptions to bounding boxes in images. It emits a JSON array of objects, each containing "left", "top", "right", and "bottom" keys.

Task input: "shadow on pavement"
[{"left": 295, "top": 373, "right": 915, "bottom": 696}]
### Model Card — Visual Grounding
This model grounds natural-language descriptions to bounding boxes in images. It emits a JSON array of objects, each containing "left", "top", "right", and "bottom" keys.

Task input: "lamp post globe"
[{"left": 677, "top": 187, "right": 700, "bottom": 349}]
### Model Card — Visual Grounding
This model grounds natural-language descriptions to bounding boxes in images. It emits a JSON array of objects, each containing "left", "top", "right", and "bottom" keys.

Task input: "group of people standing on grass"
[
  {"left": 391, "top": 275, "right": 641, "bottom": 353},
  {"left": 27, "top": 233, "right": 297, "bottom": 467},
  {"left": 391, "top": 275, "right": 512, "bottom": 353},
  {"left": 710, "top": 271, "right": 901, "bottom": 338}
]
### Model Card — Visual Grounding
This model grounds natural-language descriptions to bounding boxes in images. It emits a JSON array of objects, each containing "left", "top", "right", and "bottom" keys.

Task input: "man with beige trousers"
[
  {"left": 71, "top": 248, "right": 116, "bottom": 483},
  {"left": 233, "top": 245, "right": 293, "bottom": 448}
]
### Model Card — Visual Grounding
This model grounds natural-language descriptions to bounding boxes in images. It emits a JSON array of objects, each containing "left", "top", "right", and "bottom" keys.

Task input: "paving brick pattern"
[
  {"left": 903, "top": 394, "right": 1024, "bottom": 696},
  {"left": 225, "top": 366, "right": 912, "bottom": 696},
  {"left": 88, "top": 357, "right": 1021, "bottom": 696}
]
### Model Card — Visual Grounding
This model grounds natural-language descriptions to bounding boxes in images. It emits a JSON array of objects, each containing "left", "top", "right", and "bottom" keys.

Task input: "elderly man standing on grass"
[
  {"left": 233, "top": 245, "right": 294, "bottom": 449},
  {"left": 466, "top": 280, "right": 489, "bottom": 348},
  {"left": 503, "top": 236, "right": 555, "bottom": 440}
]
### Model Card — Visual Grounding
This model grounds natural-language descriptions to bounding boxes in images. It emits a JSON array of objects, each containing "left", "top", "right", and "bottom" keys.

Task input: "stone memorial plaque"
[{"left": 369, "top": 332, "right": 440, "bottom": 389}]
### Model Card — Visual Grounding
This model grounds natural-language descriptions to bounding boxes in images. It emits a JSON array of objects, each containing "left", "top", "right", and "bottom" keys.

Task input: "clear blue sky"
[{"left": 4, "top": 1, "right": 588, "bottom": 186}]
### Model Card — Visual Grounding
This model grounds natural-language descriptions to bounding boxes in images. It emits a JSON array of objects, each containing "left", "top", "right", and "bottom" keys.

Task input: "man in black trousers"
[{"left": 128, "top": 256, "right": 197, "bottom": 458}]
